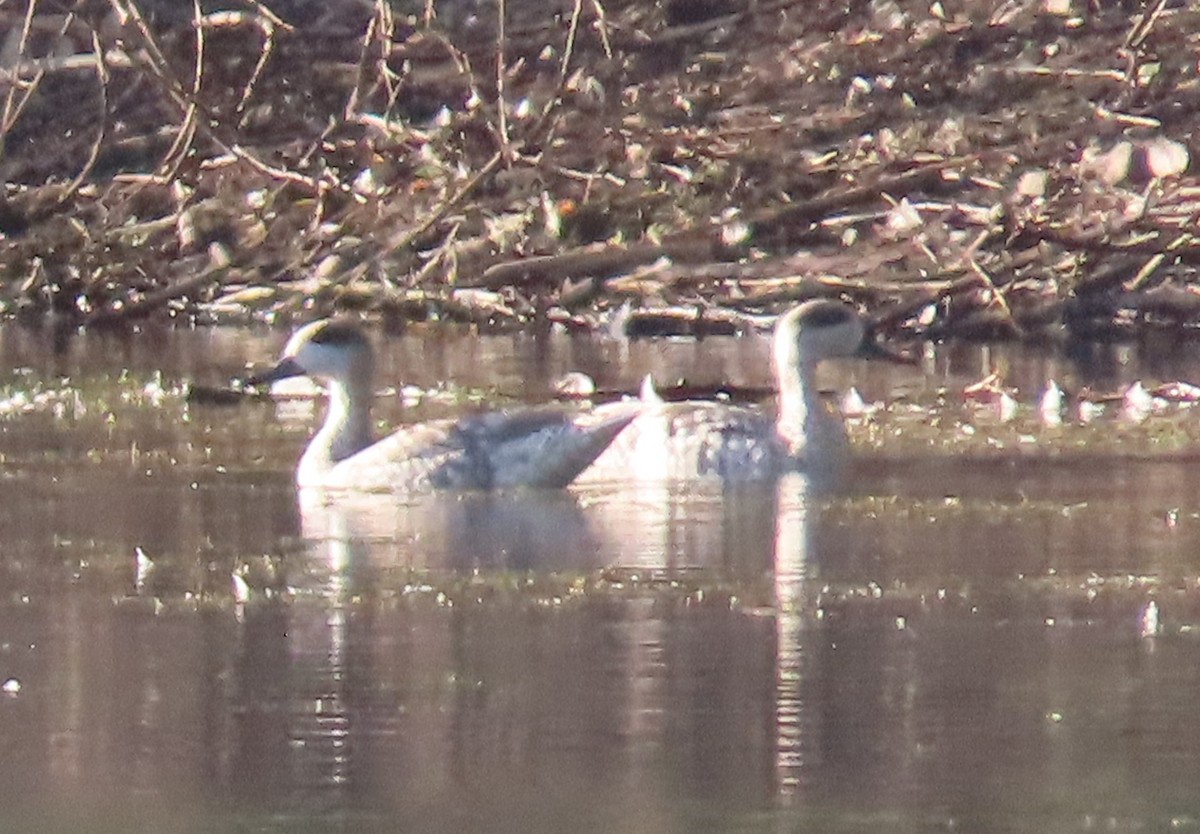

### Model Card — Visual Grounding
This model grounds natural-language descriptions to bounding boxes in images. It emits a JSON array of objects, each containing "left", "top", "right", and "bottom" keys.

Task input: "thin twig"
[
  {"left": 529, "top": 0, "right": 584, "bottom": 142},
  {"left": 60, "top": 30, "right": 109, "bottom": 203},
  {"left": 106, "top": 0, "right": 355, "bottom": 200},
  {"left": 0, "top": 0, "right": 38, "bottom": 133},
  {"left": 1125, "top": 253, "right": 1166, "bottom": 292},
  {"left": 589, "top": 0, "right": 613, "bottom": 59},
  {"left": 344, "top": 3, "right": 380, "bottom": 120},
  {"left": 240, "top": 0, "right": 292, "bottom": 32},
  {"left": 410, "top": 221, "right": 462, "bottom": 287},
  {"left": 192, "top": 11, "right": 279, "bottom": 117},
  {"left": 156, "top": 0, "right": 205, "bottom": 178},
  {"left": 0, "top": 4, "right": 75, "bottom": 140},
  {"left": 495, "top": 0, "right": 511, "bottom": 154},
  {"left": 1126, "top": 0, "right": 1170, "bottom": 49},
  {"left": 385, "top": 150, "right": 505, "bottom": 257},
  {"left": 966, "top": 258, "right": 1018, "bottom": 334}
]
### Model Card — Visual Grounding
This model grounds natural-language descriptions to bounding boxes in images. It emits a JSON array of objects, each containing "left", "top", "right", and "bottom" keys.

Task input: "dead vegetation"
[{"left": 1, "top": 0, "right": 1199, "bottom": 340}]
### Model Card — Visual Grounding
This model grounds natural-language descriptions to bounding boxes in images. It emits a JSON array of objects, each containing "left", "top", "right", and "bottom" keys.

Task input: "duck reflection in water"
[
  {"left": 230, "top": 471, "right": 830, "bottom": 806},
  {"left": 297, "top": 487, "right": 604, "bottom": 572}
]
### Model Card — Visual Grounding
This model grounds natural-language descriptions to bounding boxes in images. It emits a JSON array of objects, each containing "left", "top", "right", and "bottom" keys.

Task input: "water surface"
[{"left": 2, "top": 322, "right": 1200, "bottom": 832}]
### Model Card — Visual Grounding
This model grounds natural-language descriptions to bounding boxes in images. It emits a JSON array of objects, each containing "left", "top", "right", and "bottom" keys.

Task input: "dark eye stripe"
[
  {"left": 802, "top": 302, "right": 854, "bottom": 329},
  {"left": 310, "top": 319, "right": 368, "bottom": 347}
]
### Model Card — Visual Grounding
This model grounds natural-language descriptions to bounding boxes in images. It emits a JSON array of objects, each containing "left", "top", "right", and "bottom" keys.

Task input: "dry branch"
[
  {"left": 476, "top": 236, "right": 723, "bottom": 288},
  {"left": 1, "top": 0, "right": 1200, "bottom": 339}
]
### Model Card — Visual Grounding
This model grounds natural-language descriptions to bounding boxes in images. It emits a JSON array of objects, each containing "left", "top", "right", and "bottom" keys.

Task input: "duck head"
[{"left": 248, "top": 318, "right": 374, "bottom": 387}]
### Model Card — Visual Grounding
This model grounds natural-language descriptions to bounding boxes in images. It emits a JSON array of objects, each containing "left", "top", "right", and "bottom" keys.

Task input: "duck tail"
[
  {"left": 639, "top": 373, "right": 664, "bottom": 405},
  {"left": 488, "top": 403, "right": 641, "bottom": 489}
]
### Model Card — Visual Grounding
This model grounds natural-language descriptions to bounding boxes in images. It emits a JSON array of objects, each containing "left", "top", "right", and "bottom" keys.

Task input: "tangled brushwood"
[{"left": 1, "top": 0, "right": 1199, "bottom": 341}]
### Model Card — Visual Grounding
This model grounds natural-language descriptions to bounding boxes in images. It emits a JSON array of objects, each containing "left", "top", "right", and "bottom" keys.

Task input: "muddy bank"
[{"left": 1, "top": 0, "right": 1199, "bottom": 341}]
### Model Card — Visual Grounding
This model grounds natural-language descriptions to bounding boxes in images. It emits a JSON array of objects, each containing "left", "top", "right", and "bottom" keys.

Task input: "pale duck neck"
[
  {"left": 774, "top": 327, "right": 845, "bottom": 459},
  {"left": 297, "top": 371, "right": 374, "bottom": 482}
]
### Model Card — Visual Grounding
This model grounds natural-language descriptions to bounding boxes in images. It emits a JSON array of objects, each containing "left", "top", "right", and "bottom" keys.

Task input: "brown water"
[{"left": 3, "top": 322, "right": 1200, "bottom": 833}]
